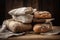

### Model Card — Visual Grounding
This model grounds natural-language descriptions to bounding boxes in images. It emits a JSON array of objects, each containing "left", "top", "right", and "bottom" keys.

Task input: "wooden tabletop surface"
[{"left": 6, "top": 26, "right": 60, "bottom": 40}]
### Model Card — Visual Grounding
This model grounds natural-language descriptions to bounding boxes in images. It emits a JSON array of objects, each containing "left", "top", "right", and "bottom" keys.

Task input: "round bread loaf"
[
  {"left": 34, "top": 11, "right": 52, "bottom": 19},
  {"left": 4, "top": 20, "right": 32, "bottom": 33},
  {"left": 33, "top": 24, "right": 52, "bottom": 33},
  {"left": 8, "top": 21, "right": 32, "bottom": 32}
]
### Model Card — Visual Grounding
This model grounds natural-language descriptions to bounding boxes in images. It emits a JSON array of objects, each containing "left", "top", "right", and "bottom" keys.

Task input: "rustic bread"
[
  {"left": 8, "top": 21, "right": 32, "bottom": 33},
  {"left": 33, "top": 24, "right": 52, "bottom": 33},
  {"left": 34, "top": 11, "right": 52, "bottom": 19},
  {"left": 1, "top": 19, "right": 32, "bottom": 33}
]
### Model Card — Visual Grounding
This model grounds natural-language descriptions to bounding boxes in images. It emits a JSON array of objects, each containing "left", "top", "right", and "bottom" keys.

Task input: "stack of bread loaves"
[
  {"left": 33, "top": 11, "right": 54, "bottom": 33},
  {"left": 0, "top": 7, "right": 54, "bottom": 34}
]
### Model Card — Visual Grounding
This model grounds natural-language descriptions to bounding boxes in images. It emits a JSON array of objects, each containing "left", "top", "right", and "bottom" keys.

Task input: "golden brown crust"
[
  {"left": 34, "top": 11, "right": 52, "bottom": 19},
  {"left": 8, "top": 21, "right": 32, "bottom": 32},
  {"left": 33, "top": 24, "right": 52, "bottom": 33}
]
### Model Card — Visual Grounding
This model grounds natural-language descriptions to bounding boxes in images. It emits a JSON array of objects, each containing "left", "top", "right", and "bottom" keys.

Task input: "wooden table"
[{"left": 6, "top": 26, "right": 60, "bottom": 40}]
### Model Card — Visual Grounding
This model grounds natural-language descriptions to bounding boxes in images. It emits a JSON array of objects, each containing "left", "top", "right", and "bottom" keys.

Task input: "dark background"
[{"left": 0, "top": 0, "right": 60, "bottom": 26}]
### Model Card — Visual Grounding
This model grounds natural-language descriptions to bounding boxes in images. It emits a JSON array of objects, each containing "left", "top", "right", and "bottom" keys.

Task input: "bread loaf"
[
  {"left": 2, "top": 19, "right": 32, "bottom": 33},
  {"left": 34, "top": 11, "right": 52, "bottom": 19},
  {"left": 33, "top": 24, "right": 52, "bottom": 33}
]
